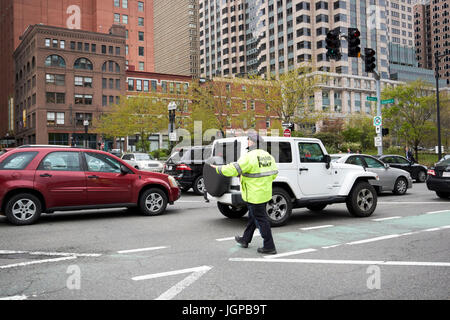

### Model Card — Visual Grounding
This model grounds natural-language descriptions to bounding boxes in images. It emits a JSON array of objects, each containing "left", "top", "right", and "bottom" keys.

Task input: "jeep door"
[{"left": 296, "top": 142, "right": 333, "bottom": 196}]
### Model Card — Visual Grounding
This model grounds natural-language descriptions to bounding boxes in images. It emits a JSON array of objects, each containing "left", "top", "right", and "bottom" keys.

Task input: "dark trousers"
[{"left": 242, "top": 202, "right": 276, "bottom": 250}]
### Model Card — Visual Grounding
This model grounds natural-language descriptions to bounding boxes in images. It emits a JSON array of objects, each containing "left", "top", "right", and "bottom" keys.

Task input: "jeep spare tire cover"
[{"left": 203, "top": 157, "right": 230, "bottom": 197}]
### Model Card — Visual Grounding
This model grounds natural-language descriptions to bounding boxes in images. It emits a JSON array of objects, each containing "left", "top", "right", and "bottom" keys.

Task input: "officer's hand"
[{"left": 210, "top": 164, "right": 217, "bottom": 169}]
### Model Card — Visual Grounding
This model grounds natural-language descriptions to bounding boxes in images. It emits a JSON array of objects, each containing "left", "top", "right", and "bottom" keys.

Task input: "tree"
[
  {"left": 341, "top": 114, "right": 376, "bottom": 151},
  {"left": 247, "top": 64, "right": 326, "bottom": 128},
  {"left": 95, "top": 94, "right": 168, "bottom": 153},
  {"left": 381, "top": 80, "right": 437, "bottom": 160}
]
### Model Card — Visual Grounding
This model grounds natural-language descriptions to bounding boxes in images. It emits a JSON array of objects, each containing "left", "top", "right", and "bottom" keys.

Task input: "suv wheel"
[
  {"left": 436, "top": 192, "right": 450, "bottom": 199},
  {"left": 346, "top": 182, "right": 377, "bottom": 217},
  {"left": 306, "top": 204, "right": 327, "bottom": 212},
  {"left": 417, "top": 170, "right": 426, "bottom": 183},
  {"left": 139, "top": 188, "right": 168, "bottom": 216},
  {"left": 193, "top": 176, "right": 206, "bottom": 195},
  {"left": 266, "top": 188, "right": 292, "bottom": 227},
  {"left": 217, "top": 203, "right": 248, "bottom": 218},
  {"left": 5, "top": 193, "right": 42, "bottom": 226},
  {"left": 393, "top": 177, "right": 408, "bottom": 195}
]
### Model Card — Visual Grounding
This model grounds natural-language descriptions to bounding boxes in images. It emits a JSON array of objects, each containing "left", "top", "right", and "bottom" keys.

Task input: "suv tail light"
[
  {"left": 176, "top": 164, "right": 192, "bottom": 171},
  {"left": 427, "top": 169, "right": 435, "bottom": 176}
]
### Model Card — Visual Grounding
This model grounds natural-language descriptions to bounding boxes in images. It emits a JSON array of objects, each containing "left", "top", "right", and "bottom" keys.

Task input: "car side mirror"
[
  {"left": 384, "top": 163, "right": 390, "bottom": 169},
  {"left": 120, "top": 165, "right": 129, "bottom": 175},
  {"left": 324, "top": 155, "right": 331, "bottom": 169}
]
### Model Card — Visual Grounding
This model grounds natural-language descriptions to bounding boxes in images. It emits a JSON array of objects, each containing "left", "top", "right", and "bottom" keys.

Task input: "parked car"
[
  {"left": 110, "top": 149, "right": 122, "bottom": 158},
  {"left": 204, "top": 137, "right": 380, "bottom": 227},
  {"left": 0, "top": 146, "right": 180, "bottom": 225},
  {"left": 164, "top": 146, "right": 212, "bottom": 195},
  {"left": 426, "top": 155, "right": 450, "bottom": 199},
  {"left": 331, "top": 154, "right": 413, "bottom": 195},
  {"left": 376, "top": 155, "right": 428, "bottom": 182},
  {"left": 121, "top": 153, "right": 164, "bottom": 172}
]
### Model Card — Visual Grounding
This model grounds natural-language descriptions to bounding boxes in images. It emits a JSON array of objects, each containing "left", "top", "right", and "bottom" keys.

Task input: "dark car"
[
  {"left": 377, "top": 155, "right": 428, "bottom": 182},
  {"left": 426, "top": 155, "right": 450, "bottom": 199},
  {"left": 164, "top": 146, "right": 212, "bottom": 195},
  {"left": 0, "top": 146, "right": 180, "bottom": 225}
]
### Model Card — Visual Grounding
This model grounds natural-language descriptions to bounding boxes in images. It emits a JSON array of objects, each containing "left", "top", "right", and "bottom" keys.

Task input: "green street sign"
[
  {"left": 381, "top": 98, "right": 395, "bottom": 105},
  {"left": 367, "top": 96, "right": 377, "bottom": 102}
]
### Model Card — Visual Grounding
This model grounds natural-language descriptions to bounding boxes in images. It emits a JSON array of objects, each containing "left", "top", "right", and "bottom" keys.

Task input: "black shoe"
[
  {"left": 235, "top": 236, "right": 248, "bottom": 248},
  {"left": 257, "top": 247, "right": 277, "bottom": 255}
]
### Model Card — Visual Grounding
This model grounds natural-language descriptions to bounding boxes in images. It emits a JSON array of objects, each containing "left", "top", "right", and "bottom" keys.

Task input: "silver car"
[
  {"left": 121, "top": 153, "right": 164, "bottom": 172},
  {"left": 331, "top": 154, "right": 413, "bottom": 195}
]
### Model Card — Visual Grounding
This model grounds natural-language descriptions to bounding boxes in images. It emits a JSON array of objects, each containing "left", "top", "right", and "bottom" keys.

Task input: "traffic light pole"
[{"left": 374, "top": 71, "right": 383, "bottom": 156}]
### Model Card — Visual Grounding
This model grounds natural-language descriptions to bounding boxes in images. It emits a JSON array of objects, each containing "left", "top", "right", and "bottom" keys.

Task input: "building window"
[
  {"left": 45, "top": 38, "right": 51, "bottom": 47},
  {"left": 47, "top": 112, "right": 56, "bottom": 125},
  {"left": 102, "top": 95, "right": 108, "bottom": 106},
  {"left": 74, "top": 58, "right": 93, "bottom": 70},
  {"left": 126, "top": 45, "right": 129, "bottom": 55},
  {"left": 60, "top": 40, "right": 65, "bottom": 49},
  {"left": 139, "top": 47, "right": 144, "bottom": 56},
  {"left": 45, "top": 55, "right": 66, "bottom": 68},
  {"left": 46, "top": 92, "right": 65, "bottom": 104},
  {"left": 136, "top": 80, "right": 142, "bottom": 91},
  {"left": 75, "top": 76, "right": 92, "bottom": 88},
  {"left": 138, "top": 2, "right": 144, "bottom": 12},
  {"left": 102, "top": 45, "right": 107, "bottom": 54},
  {"left": 122, "top": 15, "right": 128, "bottom": 24},
  {"left": 143, "top": 80, "right": 149, "bottom": 92},
  {"left": 151, "top": 80, "right": 157, "bottom": 92},
  {"left": 114, "top": 14, "right": 120, "bottom": 23},
  {"left": 92, "top": 44, "right": 96, "bottom": 52},
  {"left": 114, "top": 0, "right": 120, "bottom": 7},
  {"left": 115, "top": 47, "right": 121, "bottom": 55},
  {"left": 128, "top": 79, "right": 134, "bottom": 91},
  {"left": 138, "top": 31, "right": 144, "bottom": 41},
  {"left": 46, "top": 74, "right": 65, "bottom": 86},
  {"left": 84, "top": 43, "right": 90, "bottom": 52},
  {"left": 138, "top": 62, "right": 144, "bottom": 71},
  {"left": 138, "top": 17, "right": 144, "bottom": 26},
  {"left": 122, "top": 0, "right": 128, "bottom": 8}
]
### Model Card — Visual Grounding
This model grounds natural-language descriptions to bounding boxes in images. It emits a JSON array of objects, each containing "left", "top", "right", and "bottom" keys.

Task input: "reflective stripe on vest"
[
  {"left": 232, "top": 162, "right": 243, "bottom": 175},
  {"left": 242, "top": 170, "right": 278, "bottom": 178}
]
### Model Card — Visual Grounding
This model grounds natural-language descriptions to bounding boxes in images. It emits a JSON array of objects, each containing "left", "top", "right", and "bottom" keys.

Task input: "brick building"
[
  {"left": 0, "top": 0, "right": 155, "bottom": 139},
  {"left": 14, "top": 24, "right": 126, "bottom": 148}
]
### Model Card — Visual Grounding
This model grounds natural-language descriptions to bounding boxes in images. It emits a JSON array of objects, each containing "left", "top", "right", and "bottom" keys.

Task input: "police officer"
[{"left": 211, "top": 133, "right": 278, "bottom": 254}]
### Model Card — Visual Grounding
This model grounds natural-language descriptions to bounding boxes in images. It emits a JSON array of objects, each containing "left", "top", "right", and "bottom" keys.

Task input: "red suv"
[{"left": 0, "top": 146, "right": 181, "bottom": 225}]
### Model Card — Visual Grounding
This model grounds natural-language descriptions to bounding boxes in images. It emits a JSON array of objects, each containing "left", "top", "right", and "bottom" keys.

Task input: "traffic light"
[
  {"left": 326, "top": 29, "right": 341, "bottom": 60},
  {"left": 382, "top": 128, "right": 389, "bottom": 137},
  {"left": 364, "top": 48, "right": 376, "bottom": 73},
  {"left": 348, "top": 28, "right": 361, "bottom": 57}
]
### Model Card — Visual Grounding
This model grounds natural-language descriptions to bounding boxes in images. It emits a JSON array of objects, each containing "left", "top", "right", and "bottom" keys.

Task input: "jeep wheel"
[
  {"left": 5, "top": 193, "right": 42, "bottom": 226},
  {"left": 193, "top": 176, "right": 206, "bottom": 195},
  {"left": 346, "top": 182, "right": 377, "bottom": 217},
  {"left": 266, "top": 188, "right": 292, "bottom": 227},
  {"left": 306, "top": 204, "right": 327, "bottom": 212},
  {"left": 139, "top": 188, "right": 168, "bottom": 216},
  {"left": 393, "top": 177, "right": 408, "bottom": 195},
  {"left": 217, "top": 203, "right": 248, "bottom": 218}
]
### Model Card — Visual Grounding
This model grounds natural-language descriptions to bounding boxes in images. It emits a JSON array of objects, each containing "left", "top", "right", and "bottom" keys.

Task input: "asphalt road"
[{"left": 0, "top": 182, "right": 449, "bottom": 300}]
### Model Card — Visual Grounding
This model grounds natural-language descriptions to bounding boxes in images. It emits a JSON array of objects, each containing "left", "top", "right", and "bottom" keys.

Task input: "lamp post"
[
  {"left": 168, "top": 101, "right": 177, "bottom": 152},
  {"left": 83, "top": 120, "right": 89, "bottom": 149},
  {"left": 434, "top": 52, "right": 448, "bottom": 161}
]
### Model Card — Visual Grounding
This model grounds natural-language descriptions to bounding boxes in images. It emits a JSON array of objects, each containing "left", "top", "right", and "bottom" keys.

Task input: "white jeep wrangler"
[{"left": 204, "top": 136, "right": 379, "bottom": 227}]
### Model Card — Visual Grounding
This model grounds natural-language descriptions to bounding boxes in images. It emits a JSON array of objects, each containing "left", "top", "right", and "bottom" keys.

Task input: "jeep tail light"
[
  {"left": 176, "top": 164, "right": 192, "bottom": 171},
  {"left": 427, "top": 169, "right": 435, "bottom": 176}
]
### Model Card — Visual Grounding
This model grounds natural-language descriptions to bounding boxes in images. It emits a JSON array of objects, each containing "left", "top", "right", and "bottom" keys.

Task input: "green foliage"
[
  {"left": 151, "top": 149, "right": 170, "bottom": 160},
  {"left": 340, "top": 142, "right": 362, "bottom": 153},
  {"left": 313, "top": 132, "right": 343, "bottom": 150}
]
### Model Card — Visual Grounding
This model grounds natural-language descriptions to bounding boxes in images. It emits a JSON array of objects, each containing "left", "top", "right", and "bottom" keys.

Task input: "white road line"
[
  {"left": 117, "top": 246, "right": 168, "bottom": 254},
  {"left": 300, "top": 225, "right": 334, "bottom": 231},
  {"left": 322, "top": 245, "right": 341, "bottom": 249},
  {"left": 378, "top": 202, "right": 449, "bottom": 204},
  {"left": 0, "top": 250, "right": 101, "bottom": 257},
  {"left": 132, "top": 266, "right": 212, "bottom": 300},
  {"left": 426, "top": 210, "right": 450, "bottom": 215},
  {"left": 216, "top": 231, "right": 261, "bottom": 242},
  {"left": 346, "top": 234, "right": 401, "bottom": 245},
  {"left": 229, "top": 258, "right": 450, "bottom": 267},
  {"left": 0, "top": 256, "right": 77, "bottom": 269},
  {"left": 423, "top": 228, "right": 442, "bottom": 232},
  {"left": 441, "top": 225, "right": 450, "bottom": 229},
  {"left": 264, "top": 248, "right": 317, "bottom": 259},
  {"left": 0, "top": 295, "right": 28, "bottom": 300},
  {"left": 372, "top": 216, "right": 401, "bottom": 221}
]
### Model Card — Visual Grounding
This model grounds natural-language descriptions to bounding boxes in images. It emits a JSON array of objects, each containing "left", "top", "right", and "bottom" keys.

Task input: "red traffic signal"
[
  {"left": 364, "top": 48, "right": 376, "bottom": 73},
  {"left": 348, "top": 28, "right": 361, "bottom": 58}
]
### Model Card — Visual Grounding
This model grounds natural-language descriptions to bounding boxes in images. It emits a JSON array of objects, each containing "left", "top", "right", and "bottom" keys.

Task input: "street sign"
[
  {"left": 169, "top": 132, "right": 177, "bottom": 142},
  {"left": 367, "top": 96, "right": 377, "bottom": 102},
  {"left": 283, "top": 129, "right": 291, "bottom": 137},
  {"left": 381, "top": 98, "right": 394, "bottom": 105},
  {"left": 373, "top": 116, "right": 382, "bottom": 127},
  {"left": 374, "top": 136, "right": 382, "bottom": 147},
  {"left": 375, "top": 126, "right": 381, "bottom": 134}
]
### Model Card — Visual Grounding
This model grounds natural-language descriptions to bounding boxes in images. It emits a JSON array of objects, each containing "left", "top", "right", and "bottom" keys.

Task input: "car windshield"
[
  {"left": 135, "top": 154, "right": 152, "bottom": 161},
  {"left": 437, "top": 157, "right": 450, "bottom": 166}
]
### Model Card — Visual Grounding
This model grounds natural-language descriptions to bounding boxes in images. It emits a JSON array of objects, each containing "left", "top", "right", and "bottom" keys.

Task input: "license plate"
[{"left": 443, "top": 172, "right": 450, "bottom": 177}]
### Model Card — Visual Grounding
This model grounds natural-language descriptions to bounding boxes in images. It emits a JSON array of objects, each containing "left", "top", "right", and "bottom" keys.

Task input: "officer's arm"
[{"left": 216, "top": 153, "right": 251, "bottom": 177}]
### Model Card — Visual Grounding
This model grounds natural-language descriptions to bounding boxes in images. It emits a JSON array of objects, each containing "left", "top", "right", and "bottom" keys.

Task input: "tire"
[
  {"left": 217, "top": 202, "right": 248, "bottom": 218},
  {"left": 192, "top": 175, "right": 206, "bottom": 196},
  {"left": 436, "top": 192, "right": 450, "bottom": 199},
  {"left": 393, "top": 177, "right": 408, "bottom": 195},
  {"left": 266, "top": 187, "right": 293, "bottom": 227},
  {"left": 346, "top": 182, "right": 377, "bottom": 218},
  {"left": 306, "top": 204, "right": 327, "bottom": 212},
  {"left": 416, "top": 170, "right": 427, "bottom": 183},
  {"left": 139, "top": 188, "right": 168, "bottom": 216},
  {"left": 5, "top": 193, "right": 42, "bottom": 226}
]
